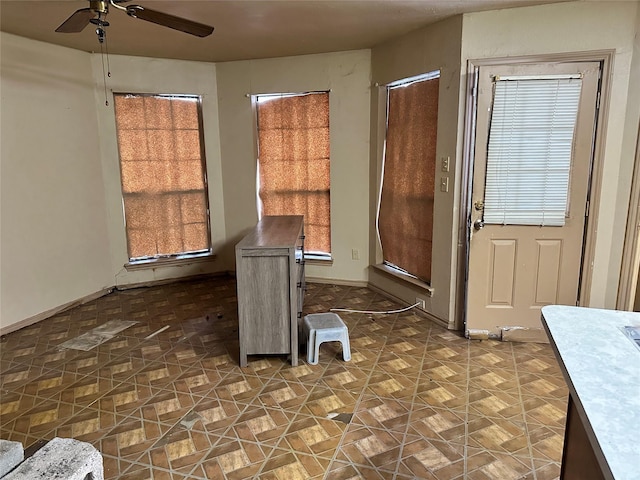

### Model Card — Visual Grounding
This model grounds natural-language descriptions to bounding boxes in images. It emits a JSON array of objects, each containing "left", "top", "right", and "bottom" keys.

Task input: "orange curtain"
[
  {"left": 114, "top": 95, "right": 210, "bottom": 259},
  {"left": 378, "top": 78, "right": 439, "bottom": 282},
  {"left": 257, "top": 93, "right": 331, "bottom": 254}
]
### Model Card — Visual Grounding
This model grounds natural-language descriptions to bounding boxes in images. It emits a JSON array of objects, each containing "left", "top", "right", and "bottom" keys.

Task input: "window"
[
  {"left": 255, "top": 92, "right": 331, "bottom": 256},
  {"left": 484, "top": 75, "right": 583, "bottom": 226},
  {"left": 377, "top": 72, "right": 439, "bottom": 283},
  {"left": 113, "top": 93, "right": 211, "bottom": 262}
]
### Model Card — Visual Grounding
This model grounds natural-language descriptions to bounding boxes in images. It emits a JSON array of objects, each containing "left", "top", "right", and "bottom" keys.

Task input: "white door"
[{"left": 466, "top": 62, "right": 600, "bottom": 336}]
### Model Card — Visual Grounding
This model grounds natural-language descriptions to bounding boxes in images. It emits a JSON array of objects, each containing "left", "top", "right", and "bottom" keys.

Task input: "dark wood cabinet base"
[{"left": 561, "top": 396, "right": 607, "bottom": 480}]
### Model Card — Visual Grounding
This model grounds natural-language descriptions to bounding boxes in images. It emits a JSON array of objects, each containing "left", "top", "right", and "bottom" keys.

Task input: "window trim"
[
  {"left": 376, "top": 70, "right": 440, "bottom": 285},
  {"left": 252, "top": 90, "right": 332, "bottom": 257},
  {"left": 124, "top": 252, "right": 216, "bottom": 271},
  {"left": 372, "top": 263, "right": 434, "bottom": 297},
  {"left": 113, "top": 92, "right": 213, "bottom": 265}
]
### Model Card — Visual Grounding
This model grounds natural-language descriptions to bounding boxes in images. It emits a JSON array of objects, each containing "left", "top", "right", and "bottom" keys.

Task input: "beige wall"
[
  {"left": 461, "top": 1, "right": 640, "bottom": 316},
  {"left": 367, "top": 2, "right": 640, "bottom": 331},
  {"left": 368, "top": 16, "right": 464, "bottom": 327},
  {"left": 216, "top": 50, "right": 372, "bottom": 283},
  {"left": 622, "top": 3, "right": 640, "bottom": 313},
  {"left": 0, "top": 33, "right": 112, "bottom": 330},
  {"left": 91, "top": 54, "right": 228, "bottom": 287},
  {"left": 2, "top": 1, "right": 638, "bottom": 335}
]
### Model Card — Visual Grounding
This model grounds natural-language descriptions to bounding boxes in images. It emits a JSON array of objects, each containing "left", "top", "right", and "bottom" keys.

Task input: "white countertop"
[{"left": 541, "top": 305, "right": 640, "bottom": 480}]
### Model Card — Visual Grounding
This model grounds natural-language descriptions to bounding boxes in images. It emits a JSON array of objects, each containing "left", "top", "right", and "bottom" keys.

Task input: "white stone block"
[
  {"left": 3, "top": 438, "right": 103, "bottom": 480},
  {"left": 0, "top": 439, "right": 24, "bottom": 477}
]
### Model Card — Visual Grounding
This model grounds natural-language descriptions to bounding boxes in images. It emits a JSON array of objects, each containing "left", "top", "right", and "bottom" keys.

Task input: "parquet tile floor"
[{"left": 0, "top": 276, "right": 568, "bottom": 479}]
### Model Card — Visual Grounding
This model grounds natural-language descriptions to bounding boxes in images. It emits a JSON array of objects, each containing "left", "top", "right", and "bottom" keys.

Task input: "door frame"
[
  {"left": 617, "top": 121, "right": 640, "bottom": 311},
  {"left": 455, "top": 50, "right": 614, "bottom": 333}
]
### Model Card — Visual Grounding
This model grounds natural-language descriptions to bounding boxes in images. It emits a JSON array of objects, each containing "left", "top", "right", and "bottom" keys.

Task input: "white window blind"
[{"left": 484, "top": 76, "right": 582, "bottom": 226}]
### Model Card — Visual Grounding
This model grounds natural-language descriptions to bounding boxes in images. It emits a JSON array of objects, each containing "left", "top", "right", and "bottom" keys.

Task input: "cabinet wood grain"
[{"left": 235, "top": 216, "right": 305, "bottom": 367}]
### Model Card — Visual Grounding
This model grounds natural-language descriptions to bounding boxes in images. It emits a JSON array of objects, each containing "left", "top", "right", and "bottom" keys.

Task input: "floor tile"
[
  {"left": 259, "top": 447, "right": 331, "bottom": 479},
  {"left": 352, "top": 395, "right": 413, "bottom": 434},
  {"left": 275, "top": 412, "right": 347, "bottom": 458},
  {"left": 414, "top": 378, "right": 468, "bottom": 412},
  {"left": 299, "top": 385, "right": 360, "bottom": 418},
  {"left": 0, "top": 277, "right": 570, "bottom": 479},
  {"left": 335, "top": 424, "right": 405, "bottom": 472},
  {"left": 466, "top": 416, "right": 530, "bottom": 456},
  {"left": 465, "top": 448, "right": 534, "bottom": 480},
  {"left": 325, "top": 460, "right": 394, "bottom": 479},
  {"left": 397, "top": 434, "right": 466, "bottom": 479},
  {"left": 227, "top": 403, "right": 297, "bottom": 445},
  {"left": 406, "top": 404, "right": 466, "bottom": 445}
]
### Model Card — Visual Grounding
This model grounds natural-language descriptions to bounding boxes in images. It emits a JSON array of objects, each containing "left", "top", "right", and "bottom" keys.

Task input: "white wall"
[
  {"left": 461, "top": 1, "right": 640, "bottom": 309},
  {"left": 91, "top": 54, "right": 228, "bottom": 286},
  {"left": 216, "top": 50, "right": 372, "bottom": 283},
  {"left": 0, "top": 33, "right": 112, "bottom": 330}
]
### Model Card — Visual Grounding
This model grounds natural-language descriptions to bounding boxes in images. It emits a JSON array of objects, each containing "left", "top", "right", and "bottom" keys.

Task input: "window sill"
[
  {"left": 304, "top": 255, "right": 333, "bottom": 266},
  {"left": 125, "top": 253, "right": 216, "bottom": 271},
  {"left": 371, "top": 263, "right": 434, "bottom": 297}
]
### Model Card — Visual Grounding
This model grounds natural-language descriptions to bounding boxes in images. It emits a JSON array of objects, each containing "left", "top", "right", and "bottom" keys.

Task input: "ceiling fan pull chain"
[
  {"left": 105, "top": 30, "right": 112, "bottom": 79},
  {"left": 99, "top": 35, "right": 109, "bottom": 107}
]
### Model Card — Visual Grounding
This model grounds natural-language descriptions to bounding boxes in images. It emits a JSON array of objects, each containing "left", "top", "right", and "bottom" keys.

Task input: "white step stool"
[{"left": 303, "top": 313, "right": 351, "bottom": 365}]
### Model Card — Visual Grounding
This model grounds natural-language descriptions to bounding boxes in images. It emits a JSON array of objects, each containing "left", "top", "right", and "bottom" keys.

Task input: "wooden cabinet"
[
  {"left": 235, "top": 216, "right": 305, "bottom": 367},
  {"left": 561, "top": 397, "right": 606, "bottom": 480}
]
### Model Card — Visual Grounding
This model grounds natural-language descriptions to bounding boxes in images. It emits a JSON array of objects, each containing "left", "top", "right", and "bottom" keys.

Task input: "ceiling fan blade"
[
  {"left": 55, "top": 8, "right": 95, "bottom": 33},
  {"left": 126, "top": 5, "right": 214, "bottom": 37}
]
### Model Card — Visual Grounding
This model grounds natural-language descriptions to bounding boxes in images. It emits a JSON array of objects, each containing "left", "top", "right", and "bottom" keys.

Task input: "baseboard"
[
  {"left": 366, "top": 283, "right": 449, "bottom": 330},
  {"left": 115, "top": 271, "right": 230, "bottom": 291},
  {"left": 306, "top": 276, "right": 368, "bottom": 288},
  {"left": 0, "top": 287, "right": 113, "bottom": 336}
]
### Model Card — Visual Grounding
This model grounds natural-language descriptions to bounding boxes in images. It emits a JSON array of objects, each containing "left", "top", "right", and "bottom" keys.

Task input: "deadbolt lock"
[{"left": 474, "top": 200, "right": 484, "bottom": 211}]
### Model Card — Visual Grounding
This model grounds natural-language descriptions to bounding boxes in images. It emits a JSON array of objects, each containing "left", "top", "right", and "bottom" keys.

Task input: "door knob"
[{"left": 473, "top": 219, "right": 484, "bottom": 231}]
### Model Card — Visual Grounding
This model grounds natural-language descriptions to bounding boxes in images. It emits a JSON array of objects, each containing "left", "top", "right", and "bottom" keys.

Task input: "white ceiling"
[{"left": 0, "top": 0, "right": 573, "bottom": 63}]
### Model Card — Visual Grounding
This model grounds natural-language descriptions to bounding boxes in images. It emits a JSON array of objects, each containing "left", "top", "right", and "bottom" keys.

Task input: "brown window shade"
[
  {"left": 113, "top": 94, "right": 211, "bottom": 261},
  {"left": 378, "top": 76, "right": 439, "bottom": 283},
  {"left": 257, "top": 92, "right": 331, "bottom": 254}
]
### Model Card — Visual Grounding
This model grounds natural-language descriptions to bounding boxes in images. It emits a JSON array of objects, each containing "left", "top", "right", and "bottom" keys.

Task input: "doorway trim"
[
  {"left": 617, "top": 121, "right": 640, "bottom": 311},
  {"left": 456, "top": 50, "right": 614, "bottom": 332}
]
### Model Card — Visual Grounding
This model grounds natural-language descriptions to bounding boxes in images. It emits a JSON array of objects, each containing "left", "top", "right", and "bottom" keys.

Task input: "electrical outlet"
[
  {"left": 351, "top": 248, "right": 360, "bottom": 260},
  {"left": 440, "top": 177, "right": 449, "bottom": 193},
  {"left": 415, "top": 297, "right": 427, "bottom": 311}
]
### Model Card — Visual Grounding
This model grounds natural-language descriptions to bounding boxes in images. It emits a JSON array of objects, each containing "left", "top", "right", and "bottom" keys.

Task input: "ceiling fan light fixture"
[
  {"left": 89, "top": 0, "right": 109, "bottom": 15},
  {"left": 55, "top": 0, "right": 214, "bottom": 38}
]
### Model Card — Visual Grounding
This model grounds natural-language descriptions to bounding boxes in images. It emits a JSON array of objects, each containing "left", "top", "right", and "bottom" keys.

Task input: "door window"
[{"left": 484, "top": 75, "right": 583, "bottom": 226}]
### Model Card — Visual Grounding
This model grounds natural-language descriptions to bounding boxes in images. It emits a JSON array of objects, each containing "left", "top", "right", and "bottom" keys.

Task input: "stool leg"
[
  {"left": 312, "top": 330, "right": 321, "bottom": 365},
  {"left": 307, "top": 329, "right": 316, "bottom": 365},
  {"left": 341, "top": 331, "right": 351, "bottom": 362}
]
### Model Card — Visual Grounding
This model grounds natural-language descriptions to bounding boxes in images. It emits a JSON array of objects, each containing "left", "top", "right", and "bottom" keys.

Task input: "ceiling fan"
[{"left": 55, "top": 0, "right": 214, "bottom": 41}]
